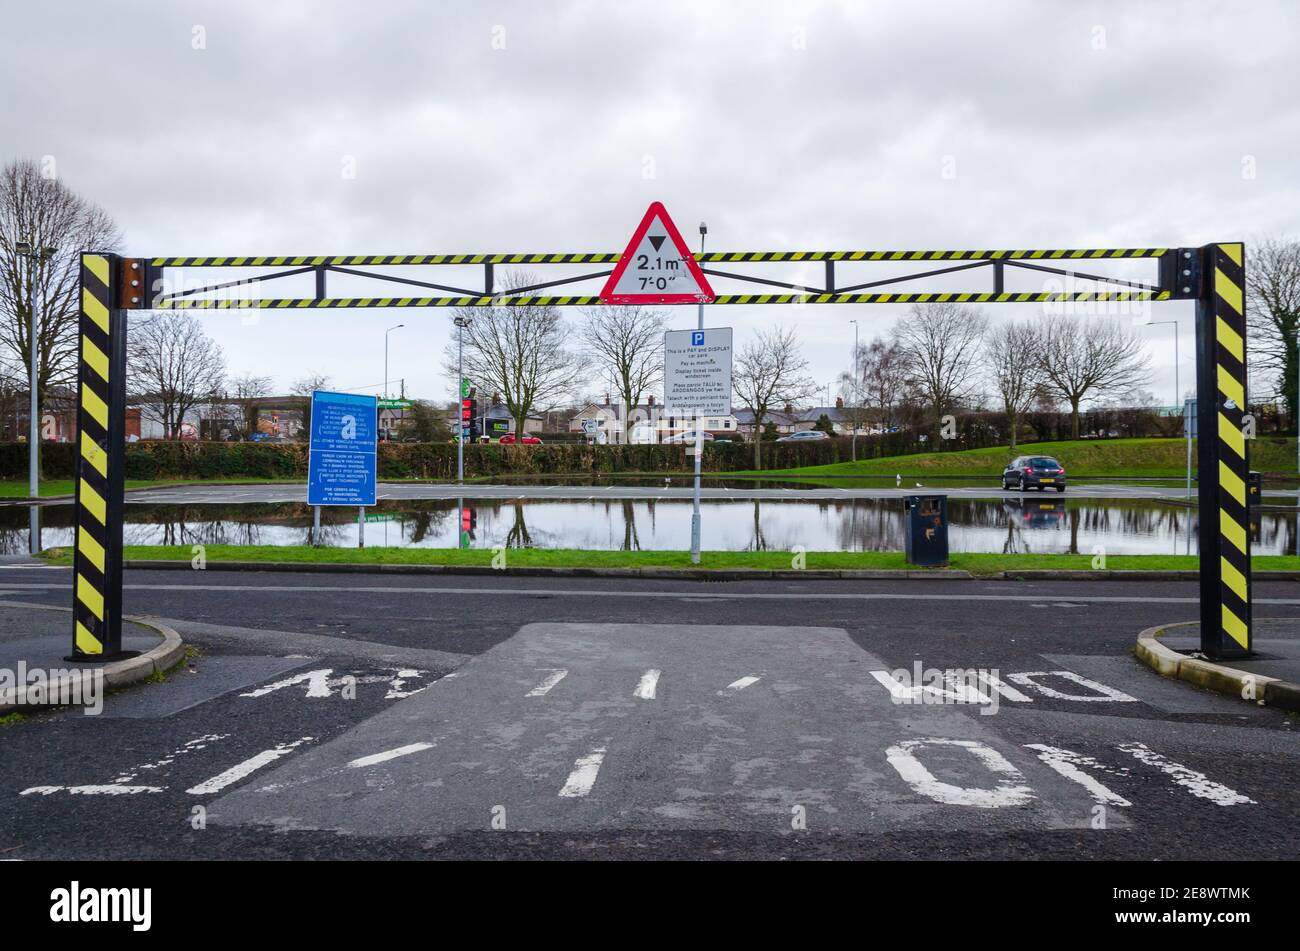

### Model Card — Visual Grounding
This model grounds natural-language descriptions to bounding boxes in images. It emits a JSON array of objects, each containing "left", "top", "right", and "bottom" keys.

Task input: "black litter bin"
[
  {"left": 1247, "top": 471, "right": 1262, "bottom": 505},
  {"left": 904, "top": 494, "right": 949, "bottom": 567}
]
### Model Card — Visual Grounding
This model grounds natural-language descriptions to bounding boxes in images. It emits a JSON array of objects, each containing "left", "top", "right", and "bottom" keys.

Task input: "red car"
[{"left": 498, "top": 433, "right": 543, "bottom": 445}]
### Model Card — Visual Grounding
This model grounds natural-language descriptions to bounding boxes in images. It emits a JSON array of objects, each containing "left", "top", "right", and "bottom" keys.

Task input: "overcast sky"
[{"left": 4, "top": 0, "right": 1298, "bottom": 407}]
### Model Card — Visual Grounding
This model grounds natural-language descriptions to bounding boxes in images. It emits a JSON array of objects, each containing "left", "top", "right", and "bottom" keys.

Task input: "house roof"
[
  {"left": 734, "top": 408, "right": 801, "bottom": 426},
  {"left": 797, "top": 406, "right": 851, "bottom": 423}
]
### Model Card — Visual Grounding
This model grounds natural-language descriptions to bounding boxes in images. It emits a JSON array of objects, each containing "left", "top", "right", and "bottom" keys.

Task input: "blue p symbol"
[{"left": 692, "top": 331, "right": 704, "bottom": 346}]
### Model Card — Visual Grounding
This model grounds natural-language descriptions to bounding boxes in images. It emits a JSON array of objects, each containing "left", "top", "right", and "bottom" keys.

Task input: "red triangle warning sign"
[{"left": 599, "top": 202, "right": 715, "bottom": 305}]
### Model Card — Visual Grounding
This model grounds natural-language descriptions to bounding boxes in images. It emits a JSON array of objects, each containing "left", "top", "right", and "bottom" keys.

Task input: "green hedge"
[{"left": 0, "top": 437, "right": 882, "bottom": 480}]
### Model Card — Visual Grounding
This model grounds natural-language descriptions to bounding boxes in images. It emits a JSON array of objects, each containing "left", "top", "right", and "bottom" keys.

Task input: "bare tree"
[
  {"left": 892, "top": 303, "right": 988, "bottom": 441},
  {"left": 226, "top": 372, "right": 273, "bottom": 440},
  {"left": 291, "top": 372, "right": 333, "bottom": 396},
  {"left": 856, "top": 337, "right": 909, "bottom": 432},
  {"left": 1245, "top": 237, "right": 1300, "bottom": 422},
  {"left": 283, "top": 372, "right": 334, "bottom": 435},
  {"left": 732, "top": 325, "right": 818, "bottom": 469},
  {"left": 127, "top": 312, "right": 226, "bottom": 438},
  {"left": 984, "top": 320, "right": 1045, "bottom": 451},
  {"left": 0, "top": 158, "right": 121, "bottom": 432},
  {"left": 1035, "top": 317, "right": 1149, "bottom": 438},
  {"left": 581, "top": 304, "right": 666, "bottom": 443},
  {"left": 444, "top": 273, "right": 587, "bottom": 439}
]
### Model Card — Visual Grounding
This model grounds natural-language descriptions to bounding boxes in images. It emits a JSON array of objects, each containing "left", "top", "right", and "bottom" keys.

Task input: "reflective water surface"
[{"left": 9, "top": 497, "right": 1300, "bottom": 555}]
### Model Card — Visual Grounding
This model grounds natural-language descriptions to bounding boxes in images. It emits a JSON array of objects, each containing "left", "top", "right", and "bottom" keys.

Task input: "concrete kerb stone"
[
  {"left": 1135, "top": 620, "right": 1299, "bottom": 712},
  {"left": 0, "top": 599, "right": 185, "bottom": 713}
]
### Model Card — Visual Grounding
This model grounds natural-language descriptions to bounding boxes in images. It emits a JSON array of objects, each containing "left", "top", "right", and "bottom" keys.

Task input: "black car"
[{"left": 1001, "top": 455, "right": 1067, "bottom": 492}]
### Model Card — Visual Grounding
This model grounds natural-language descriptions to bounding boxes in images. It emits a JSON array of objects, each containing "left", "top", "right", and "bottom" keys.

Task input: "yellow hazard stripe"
[
  {"left": 1222, "top": 603, "right": 1249, "bottom": 649},
  {"left": 1220, "top": 556, "right": 1248, "bottom": 603},
  {"left": 75, "top": 621, "right": 102, "bottom": 655},
  {"left": 1217, "top": 413, "right": 1245, "bottom": 459},
  {"left": 1216, "top": 316, "right": 1243, "bottom": 363},
  {"left": 79, "top": 478, "right": 106, "bottom": 524},
  {"left": 82, "top": 287, "right": 109, "bottom": 333},
  {"left": 85, "top": 255, "right": 109, "bottom": 285},
  {"left": 81, "top": 432, "right": 107, "bottom": 476},
  {"left": 76, "top": 573, "right": 104, "bottom": 621},
  {"left": 1217, "top": 364, "right": 1244, "bottom": 409},
  {"left": 1216, "top": 268, "right": 1243, "bottom": 315},
  {"left": 81, "top": 383, "right": 108, "bottom": 429},
  {"left": 1219, "top": 243, "right": 1243, "bottom": 267},
  {"left": 1220, "top": 510, "right": 1246, "bottom": 555},
  {"left": 77, "top": 525, "right": 105, "bottom": 573},
  {"left": 82, "top": 336, "right": 109, "bottom": 381},
  {"left": 1219, "top": 460, "right": 1245, "bottom": 507}
]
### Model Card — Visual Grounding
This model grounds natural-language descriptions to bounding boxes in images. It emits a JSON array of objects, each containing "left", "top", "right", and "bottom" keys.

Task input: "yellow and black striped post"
[
  {"left": 69, "top": 252, "right": 129, "bottom": 660},
  {"left": 1196, "top": 243, "right": 1251, "bottom": 660}
]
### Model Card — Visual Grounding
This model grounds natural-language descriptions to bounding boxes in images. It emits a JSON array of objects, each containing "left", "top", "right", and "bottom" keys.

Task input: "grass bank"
[
  {"left": 37, "top": 545, "right": 1300, "bottom": 576},
  {"left": 744, "top": 437, "right": 1298, "bottom": 479}
]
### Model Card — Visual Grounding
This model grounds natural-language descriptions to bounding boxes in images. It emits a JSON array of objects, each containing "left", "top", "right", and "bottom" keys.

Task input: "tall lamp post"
[
  {"left": 383, "top": 324, "right": 404, "bottom": 400},
  {"left": 454, "top": 315, "right": 471, "bottom": 484},
  {"left": 16, "top": 242, "right": 56, "bottom": 502},
  {"left": 1141, "top": 318, "right": 1180, "bottom": 408},
  {"left": 691, "top": 221, "right": 707, "bottom": 565}
]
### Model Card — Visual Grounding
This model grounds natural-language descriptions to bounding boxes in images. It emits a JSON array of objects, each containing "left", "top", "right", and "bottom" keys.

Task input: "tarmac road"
[{"left": 0, "top": 564, "right": 1296, "bottom": 860}]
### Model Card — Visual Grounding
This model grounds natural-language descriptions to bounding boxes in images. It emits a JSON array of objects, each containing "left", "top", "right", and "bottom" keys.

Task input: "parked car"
[
  {"left": 1001, "top": 455, "right": 1067, "bottom": 492},
  {"left": 776, "top": 430, "right": 831, "bottom": 442},
  {"left": 662, "top": 430, "right": 715, "bottom": 444},
  {"left": 498, "top": 433, "right": 543, "bottom": 445}
]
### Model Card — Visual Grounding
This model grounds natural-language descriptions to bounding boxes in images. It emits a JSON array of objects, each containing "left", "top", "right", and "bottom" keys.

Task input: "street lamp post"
[
  {"left": 1142, "top": 318, "right": 1180, "bottom": 408},
  {"left": 691, "top": 222, "right": 707, "bottom": 565},
  {"left": 384, "top": 324, "right": 404, "bottom": 400},
  {"left": 16, "top": 242, "right": 55, "bottom": 504}
]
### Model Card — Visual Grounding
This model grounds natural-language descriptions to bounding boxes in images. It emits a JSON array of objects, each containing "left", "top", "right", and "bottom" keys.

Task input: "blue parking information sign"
[{"left": 307, "top": 391, "right": 378, "bottom": 506}]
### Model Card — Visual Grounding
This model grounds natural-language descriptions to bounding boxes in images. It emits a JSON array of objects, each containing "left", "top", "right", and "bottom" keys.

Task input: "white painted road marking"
[
  {"left": 21, "top": 785, "right": 164, "bottom": 796},
  {"left": 1119, "top": 742, "right": 1255, "bottom": 805},
  {"left": 346, "top": 742, "right": 434, "bottom": 769},
  {"left": 885, "top": 738, "right": 1037, "bottom": 808},
  {"left": 722, "top": 675, "right": 761, "bottom": 693},
  {"left": 186, "top": 737, "right": 314, "bottom": 795},
  {"left": 558, "top": 747, "right": 607, "bottom": 798},
  {"left": 1025, "top": 744, "right": 1132, "bottom": 807},
  {"left": 526, "top": 669, "right": 569, "bottom": 697},
  {"left": 634, "top": 669, "right": 661, "bottom": 699},
  {"left": 7, "top": 581, "right": 1300, "bottom": 606},
  {"left": 240, "top": 669, "right": 334, "bottom": 699},
  {"left": 1007, "top": 671, "right": 1138, "bottom": 702}
]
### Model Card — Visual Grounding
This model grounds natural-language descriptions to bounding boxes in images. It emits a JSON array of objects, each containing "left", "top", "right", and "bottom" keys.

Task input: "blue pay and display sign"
[{"left": 307, "top": 390, "right": 378, "bottom": 506}]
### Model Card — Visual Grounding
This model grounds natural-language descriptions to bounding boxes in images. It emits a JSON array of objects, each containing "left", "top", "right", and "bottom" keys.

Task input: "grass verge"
[
  {"left": 739, "top": 436, "right": 1298, "bottom": 479},
  {"left": 37, "top": 544, "right": 1300, "bottom": 576}
]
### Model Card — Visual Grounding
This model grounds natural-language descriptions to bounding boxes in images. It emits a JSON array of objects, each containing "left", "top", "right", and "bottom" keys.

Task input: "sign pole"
[
  {"left": 690, "top": 223, "right": 708, "bottom": 565},
  {"left": 312, "top": 505, "right": 321, "bottom": 546}
]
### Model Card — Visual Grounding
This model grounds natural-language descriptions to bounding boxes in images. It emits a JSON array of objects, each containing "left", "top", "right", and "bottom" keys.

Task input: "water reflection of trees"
[{"left": 7, "top": 497, "right": 1300, "bottom": 556}]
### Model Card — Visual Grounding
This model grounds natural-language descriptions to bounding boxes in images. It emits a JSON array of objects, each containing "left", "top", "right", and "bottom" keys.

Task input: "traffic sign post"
[
  {"left": 307, "top": 391, "right": 378, "bottom": 509},
  {"left": 664, "top": 328, "right": 733, "bottom": 417},
  {"left": 600, "top": 202, "right": 714, "bottom": 305}
]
